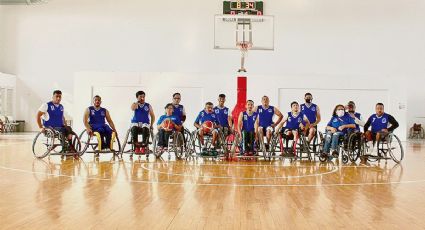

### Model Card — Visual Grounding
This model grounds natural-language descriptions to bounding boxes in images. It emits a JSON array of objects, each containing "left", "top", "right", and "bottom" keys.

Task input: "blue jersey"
[
  {"left": 242, "top": 111, "right": 258, "bottom": 132},
  {"left": 300, "top": 103, "right": 318, "bottom": 124},
  {"left": 172, "top": 104, "right": 185, "bottom": 120},
  {"left": 195, "top": 110, "right": 218, "bottom": 125},
  {"left": 368, "top": 113, "right": 389, "bottom": 133},
  {"left": 285, "top": 112, "right": 304, "bottom": 130},
  {"left": 214, "top": 106, "right": 230, "bottom": 127},
  {"left": 88, "top": 106, "right": 107, "bottom": 129},
  {"left": 353, "top": 112, "right": 361, "bottom": 131},
  {"left": 157, "top": 115, "right": 182, "bottom": 130},
  {"left": 131, "top": 103, "right": 151, "bottom": 124},
  {"left": 257, "top": 105, "right": 275, "bottom": 128},
  {"left": 43, "top": 102, "right": 64, "bottom": 128},
  {"left": 327, "top": 113, "right": 355, "bottom": 134}
]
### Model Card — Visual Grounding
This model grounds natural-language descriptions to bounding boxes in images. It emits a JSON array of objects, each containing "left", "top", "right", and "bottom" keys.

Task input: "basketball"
[
  {"left": 202, "top": 120, "right": 214, "bottom": 133},
  {"left": 365, "top": 131, "right": 373, "bottom": 141},
  {"left": 162, "top": 118, "right": 174, "bottom": 130}
]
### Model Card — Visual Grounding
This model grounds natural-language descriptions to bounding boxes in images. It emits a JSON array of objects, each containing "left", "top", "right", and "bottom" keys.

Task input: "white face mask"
[{"left": 336, "top": 110, "right": 345, "bottom": 117}]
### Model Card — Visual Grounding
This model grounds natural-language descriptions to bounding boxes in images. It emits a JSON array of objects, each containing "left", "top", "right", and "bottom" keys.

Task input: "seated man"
[
  {"left": 157, "top": 103, "right": 183, "bottom": 150},
  {"left": 194, "top": 102, "right": 220, "bottom": 152},
  {"left": 83, "top": 95, "right": 117, "bottom": 150},
  {"left": 237, "top": 100, "right": 259, "bottom": 155},
  {"left": 131, "top": 91, "right": 155, "bottom": 153},
  {"left": 364, "top": 103, "right": 399, "bottom": 154},
  {"left": 255, "top": 96, "right": 283, "bottom": 150},
  {"left": 346, "top": 101, "right": 365, "bottom": 132},
  {"left": 322, "top": 104, "right": 356, "bottom": 158},
  {"left": 214, "top": 94, "right": 233, "bottom": 136},
  {"left": 300, "top": 93, "right": 321, "bottom": 143},
  {"left": 36, "top": 90, "right": 75, "bottom": 152},
  {"left": 277, "top": 101, "right": 310, "bottom": 139}
]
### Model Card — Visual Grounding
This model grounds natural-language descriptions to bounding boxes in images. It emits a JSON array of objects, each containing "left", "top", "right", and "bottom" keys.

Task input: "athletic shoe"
[
  {"left": 331, "top": 150, "right": 339, "bottom": 158},
  {"left": 134, "top": 147, "right": 141, "bottom": 154}
]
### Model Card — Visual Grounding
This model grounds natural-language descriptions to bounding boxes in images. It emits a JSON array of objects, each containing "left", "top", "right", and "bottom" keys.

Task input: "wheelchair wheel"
[
  {"left": 32, "top": 129, "right": 56, "bottom": 158},
  {"left": 230, "top": 133, "right": 241, "bottom": 157},
  {"left": 70, "top": 131, "right": 83, "bottom": 156},
  {"left": 318, "top": 153, "right": 328, "bottom": 162},
  {"left": 347, "top": 133, "right": 363, "bottom": 162},
  {"left": 79, "top": 129, "right": 92, "bottom": 154},
  {"left": 341, "top": 152, "right": 349, "bottom": 164},
  {"left": 297, "top": 134, "right": 312, "bottom": 161},
  {"left": 173, "top": 132, "right": 185, "bottom": 159},
  {"left": 387, "top": 134, "right": 404, "bottom": 163},
  {"left": 256, "top": 130, "right": 267, "bottom": 159},
  {"left": 152, "top": 133, "right": 161, "bottom": 158},
  {"left": 183, "top": 128, "right": 192, "bottom": 150},
  {"left": 120, "top": 129, "right": 131, "bottom": 155}
]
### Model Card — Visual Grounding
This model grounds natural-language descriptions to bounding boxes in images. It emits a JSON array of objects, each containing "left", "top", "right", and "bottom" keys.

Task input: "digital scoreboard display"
[{"left": 223, "top": 1, "right": 264, "bottom": 15}]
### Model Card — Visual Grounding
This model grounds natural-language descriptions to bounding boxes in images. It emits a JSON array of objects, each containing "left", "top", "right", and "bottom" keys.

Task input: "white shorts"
[{"left": 131, "top": 122, "right": 150, "bottom": 128}]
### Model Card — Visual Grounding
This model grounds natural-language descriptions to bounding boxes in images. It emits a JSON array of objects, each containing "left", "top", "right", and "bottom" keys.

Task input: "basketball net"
[{"left": 236, "top": 41, "right": 252, "bottom": 72}]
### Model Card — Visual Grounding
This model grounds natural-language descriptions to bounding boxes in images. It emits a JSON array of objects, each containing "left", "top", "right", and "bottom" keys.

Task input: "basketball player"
[
  {"left": 171, "top": 92, "right": 186, "bottom": 123},
  {"left": 36, "top": 90, "right": 76, "bottom": 153},
  {"left": 277, "top": 101, "right": 310, "bottom": 138},
  {"left": 255, "top": 96, "right": 283, "bottom": 150},
  {"left": 346, "top": 101, "right": 365, "bottom": 132},
  {"left": 194, "top": 102, "right": 220, "bottom": 151},
  {"left": 300, "top": 93, "right": 321, "bottom": 143},
  {"left": 214, "top": 94, "right": 233, "bottom": 136},
  {"left": 237, "top": 100, "right": 259, "bottom": 155},
  {"left": 130, "top": 91, "right": 155, "bottom": 153},
  {"left": 83, "top": 95, "right": 117, "bottom": 150},
  {"left": 364, "top": 103, "right": 399, "bottom": 153},
  {"left": 157, "top": 103, "right": 182, "bottom": 149}
]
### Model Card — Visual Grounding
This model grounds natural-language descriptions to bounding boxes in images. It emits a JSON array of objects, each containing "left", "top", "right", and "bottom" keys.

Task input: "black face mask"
[{"left": 305, "top": 99, "right": 312, "bottom": 103}]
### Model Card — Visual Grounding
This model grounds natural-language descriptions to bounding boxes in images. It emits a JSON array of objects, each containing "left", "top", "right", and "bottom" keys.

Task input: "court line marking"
[
  {"left": 0, "top": 164, "right": 418, "bottom": 187},
  {"left": 139, "top": 163, "right": 339, "bottom": 180}
]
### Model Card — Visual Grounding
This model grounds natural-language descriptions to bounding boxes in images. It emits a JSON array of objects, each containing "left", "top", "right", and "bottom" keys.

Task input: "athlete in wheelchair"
[
  {"left": 362, "top": 103, "right": 403, "bottom": 163},
  {"left": 273, "top": 101, "right": 311, "bottom": 160},
  {"left": 319, "top": 104, "right": 356, "bottom": 162},
  {"left": 255, "top": 96, "right": 283, "bottom": 155},
  {"left": 190, "top": 102, "right": 225, "bottom": 159},
  {"left": 33, "top": 90, "right": 81, "bottom": 158},
  {"left": 153, "top": 103, "right": 185, "bottom": 159},
  {"left": 80, "top": 95, "right": 120, "bottom": 158},
  {"left": 214, "top": 94, "right": 234, "bottom": 157},
  {"left": 231, "top": 100, "right": 259, "bottom": 159},
  {"left": 121, "top": 91, "right": 155, "bottom": 158},
  {"left": 171, "top": 92, "right": 193, "bottom": 151}
]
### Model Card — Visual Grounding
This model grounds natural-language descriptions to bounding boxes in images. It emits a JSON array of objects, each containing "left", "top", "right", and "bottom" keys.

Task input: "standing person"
[
  {"left": 130, "top": 91, "right": 155, "bottom": 154},
  {"left": 83, "top": 95, "right": 117, "bottom": 150},
  {"left": 237, "top": 100, "right": 259, "bottom": 155},
  {"left": 171, "top": 93, "right": 186, "bottom": 123},
  {"left": 214, "top": 94, "right": 233, "bottom": 136},
  {"left": 36, "top": 90, "right": 76, "bottom": 153},
  {"left": 300, "top": 93, "right": 321, "bottom": 143},
  {"left": 255, "top": 96, "right": 283, "bottom": 150}
]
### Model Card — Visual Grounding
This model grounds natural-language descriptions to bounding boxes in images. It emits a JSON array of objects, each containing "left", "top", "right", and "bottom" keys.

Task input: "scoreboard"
[{"left": 223, "top": 1, "right": 264, "bottom": 15}]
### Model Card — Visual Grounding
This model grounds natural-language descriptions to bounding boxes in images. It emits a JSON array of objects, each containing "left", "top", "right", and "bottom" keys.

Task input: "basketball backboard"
[{"left": 214, "top": 14, "right": 274, "bottom": 50}]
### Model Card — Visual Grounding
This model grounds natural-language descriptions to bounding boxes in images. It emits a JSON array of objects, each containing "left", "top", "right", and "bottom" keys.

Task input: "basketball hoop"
[{"left": 236, "top": 41, "right": 252, "bottom": 72}]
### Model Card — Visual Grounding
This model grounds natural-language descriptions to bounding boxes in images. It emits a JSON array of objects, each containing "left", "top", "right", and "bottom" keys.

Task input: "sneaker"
[
  {"left": 134, "top": 147, "right": 141, "bottom": 154},
  {"left": 331, "top": 150, "right": 339, "bottom": 158}
]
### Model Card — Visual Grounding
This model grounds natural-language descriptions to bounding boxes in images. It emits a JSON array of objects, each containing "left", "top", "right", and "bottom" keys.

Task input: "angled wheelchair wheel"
[
  {"left": 388, "top": 134, "right": 404, "bottom": 163},
  {"left": 70, "top": 131, "right": 83, "bottom": 156},
  {"left": 347, "top": 133, "right": 363, "bottom": 162},
  {"left": 173, "top": 132, "right": 185, "bottom": 159},
  {"left": 32, "top": 129, "right": 56, "bottom": 158}
]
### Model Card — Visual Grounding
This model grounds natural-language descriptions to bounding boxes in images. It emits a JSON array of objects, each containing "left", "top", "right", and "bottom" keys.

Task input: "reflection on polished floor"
[{"left": 1, "top": 134, "right": 425, "bottom": 229}]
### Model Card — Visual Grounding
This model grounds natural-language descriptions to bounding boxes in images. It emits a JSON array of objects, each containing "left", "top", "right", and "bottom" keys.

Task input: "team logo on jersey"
[
  {"left": 215, "top": 109, "right": 219, "bottom": 114},
  {"left": 288, "top": 117, "right": 292, "bottom": 122},
  {"left": 144, "top": 106, "right": 149, "bottom": 111},
  {"left": 333, "top": 118, "right": 338, "bottom": 122},
  {"left": 312, "top": 107, "right": 316, "bottom": 112},
  {"left": 268, "top": 109, "right": 272, "bottom": 113},
  {"left": 298, "top": 118, "right": 302, "bottom": 123},
  {"left": 382, "top": 118, "right": 387, "bottom": 123},
  {"left": 91, "top": 110, "right": 95, "bottom": 116},
  {"left": 224, "top": 110, "right": 228, "bottom": 115},
  {"left": 101, "top": 111, "right": 105, "bottom": 116},
  {"left": 244, "top": 115, "right": 247, "bottom": 120},
  {"left": 212, "top": 114, "right": 216, "bottom": 118}
]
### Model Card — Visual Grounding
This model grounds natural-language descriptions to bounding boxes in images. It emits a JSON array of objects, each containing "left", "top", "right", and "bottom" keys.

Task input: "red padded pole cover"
[{"left": 231, "top": 76, "right": 247, "bottom": 127}]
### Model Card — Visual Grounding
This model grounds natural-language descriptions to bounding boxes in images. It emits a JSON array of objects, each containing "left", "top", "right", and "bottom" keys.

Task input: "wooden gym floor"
[{"left": 1, "top": 133, "right": 425, "bottom": 229}]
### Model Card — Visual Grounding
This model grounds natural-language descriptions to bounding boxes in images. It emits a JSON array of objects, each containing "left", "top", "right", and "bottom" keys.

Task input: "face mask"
[
  {"left": 306, "top": 99, "right": 312, "bottom": 103},
  {"left": 337, "top": 110, "right": 345, "bottom": 117}
]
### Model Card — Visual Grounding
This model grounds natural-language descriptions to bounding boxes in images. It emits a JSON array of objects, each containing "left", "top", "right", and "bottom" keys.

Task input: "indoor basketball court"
[{"left": 1, "top": 0, "right": 425, "bottom": 229}]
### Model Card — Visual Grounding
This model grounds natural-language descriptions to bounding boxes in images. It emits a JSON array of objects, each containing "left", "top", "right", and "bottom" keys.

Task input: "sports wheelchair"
[
  {"left": 268, "top": 128, "right": 311, "bottom": 161},
  {"left": 187, "top": 128, "right": 228, "bottom": 160},
  {"left": 361, "top": 132, "right": 404, "bottom": 163},
  {"left": 121, "top": 126, "right": 155, "bottom": 158},
  {"left": 79, "top": 129, "right": 121, "bottom": 158},
  {"left": 318, "top": 131, "right": 364, "bottom": 164},
  {"left": 229, "top": 131, "right": 261, "bottom": 160},
  {"left": 152, "top": 129, "right": 185, "bottom": 160},
  {"left": 32, "top": 127, "right": 82, "bottom": 159}
]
